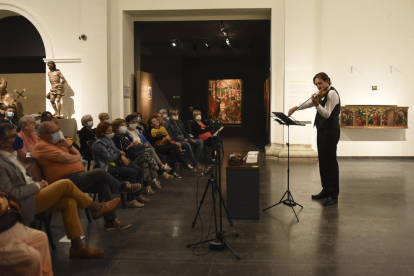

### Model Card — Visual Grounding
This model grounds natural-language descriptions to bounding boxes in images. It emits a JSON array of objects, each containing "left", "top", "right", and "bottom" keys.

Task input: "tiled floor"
[{"left": 49, "top": 136, "right": 414, "bottom": 276}]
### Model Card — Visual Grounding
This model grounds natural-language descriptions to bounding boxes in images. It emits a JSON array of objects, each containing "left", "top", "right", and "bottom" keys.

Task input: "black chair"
[
  {"left": 30, "top": 213, "right": 56, "bottom": 250},
  {"left": 88, "top": 140, "right": 127, "bottom": 209},
  {"left": 77, "top": 131, "right": 93, "bottom": 171}
]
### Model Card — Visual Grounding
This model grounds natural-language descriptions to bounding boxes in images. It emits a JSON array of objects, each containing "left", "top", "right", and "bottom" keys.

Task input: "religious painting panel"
[
  {"left": 382, "top": 108, "right": 395, "bottom": 127},
  {"left": 367, "top": 107, "right": 381, "bottom": 127},
  {"left": 395, "top": 108, "right": 408, "bottom": 127},
  {"left": 208, "top": 79, "right": 242, "bottom": 124},
  {"left": 355, "top": 108, "right": 367, "bottom": 127},
  {"left": 340, "top": 107, "right": 354, "bottom": 127}
]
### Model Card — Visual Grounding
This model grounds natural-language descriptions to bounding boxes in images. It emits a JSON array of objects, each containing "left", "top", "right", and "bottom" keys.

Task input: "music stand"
[{"left": 263, "top": 112, "right": 304, "bottom": 221}]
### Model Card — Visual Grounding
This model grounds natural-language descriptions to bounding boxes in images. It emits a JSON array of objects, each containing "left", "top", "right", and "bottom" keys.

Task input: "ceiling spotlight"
[
  {"left": 226, "top": 38, "right": 231, "bottom": 46},
  {"left": 204, "top": 41, "right": 209, "bottom": 48},
  {"left": 223, "top": 32, "right": 227, "bottom": 36},
  {"left": 171, "top": 39, "right": 177, "bottom": 47},
  {"left": 221, "top": 27, "right": 225, "bottom": 32}
]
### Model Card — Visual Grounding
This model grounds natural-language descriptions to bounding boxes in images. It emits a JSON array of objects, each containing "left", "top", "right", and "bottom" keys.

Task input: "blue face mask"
[
  {"left": 87, "top": 121, "right": 93, "bottom": 128},
  {"left": 6, "top": 112, "right": 14, "bottom": 118},
  {"left": 12, "top": 136, "right": 24, "bottom": 151},
  {"left": 137, "top": 117, "right": 142, "bottom": 123},
  {"left": 52, "top": 132, "right": 61, "bottom": 143},
  {"left": 162, "top": 114, "right": 168, "bottom": 119}
]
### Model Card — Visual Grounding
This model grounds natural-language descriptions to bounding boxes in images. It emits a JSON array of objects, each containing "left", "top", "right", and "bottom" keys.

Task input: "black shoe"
[
  {"left": 323, "top": 197, "right": 338, "bottom": 206},
  {"left": 311, "top": 191, "right": 329, "bottom": 200}
]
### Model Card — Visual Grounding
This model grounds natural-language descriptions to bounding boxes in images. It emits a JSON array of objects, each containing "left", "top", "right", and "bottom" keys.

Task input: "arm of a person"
[
  {"left": 179, "top": 122, "right": 191, "bottom": 139},
  {"left": 58, "top": 71, "right": 66, "bottom": 84},
  {"left": 140, "top": 131, "right": 151, "bottom": 146},
  {"left": 297, "top": 98, "right": 315, "bottom": 111},
  {"left": 316, "top": 91, "right": 339, "bottom": 119},
  {"left": 92, "top": 141, "right": 121, "bottom": 162},
  {"left": 164, "top": 123, "right": 180, "bottom": 141},
  {"left": 55, "top": 143, "right": 82, "bottom": 163},
  {"left": 0, "top": 167, "right": 39, "bottom": 201},
  {"left": 16, "top": 148, "right": 31, "bottom": 166}
]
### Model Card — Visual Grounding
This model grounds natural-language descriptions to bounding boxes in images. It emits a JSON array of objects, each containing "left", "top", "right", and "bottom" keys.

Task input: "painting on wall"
[
  {"left": 208, "top": 79, "right": 242, "bottom": 124},
  {"left": 341, "top": 105, "right": 408, "bottom": 129},
  {"left": 341, "top": 107, "right": 354, "bottom": 127}
]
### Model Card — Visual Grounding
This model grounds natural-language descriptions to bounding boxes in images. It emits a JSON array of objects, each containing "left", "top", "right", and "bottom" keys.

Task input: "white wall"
[{"left": 284, "top": 0, "right": 414, "bottom": 156}]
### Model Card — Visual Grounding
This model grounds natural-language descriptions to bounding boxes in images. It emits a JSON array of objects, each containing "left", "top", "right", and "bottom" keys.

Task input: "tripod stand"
[
  {"left": 187, "top": 137, "right": 240, "bottom": 260},
  {"left": 263, "top": 112, "right": 304, "bottom": 222}
]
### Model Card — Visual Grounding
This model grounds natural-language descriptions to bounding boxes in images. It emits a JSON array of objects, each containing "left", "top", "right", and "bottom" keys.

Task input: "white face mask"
[
  {"left": 195, "top": 115, "right": 201, "bottom": 120},
  {"left": 35, "top": 119, "right": 41, "bottom": 125},
  {"left": 119, "top": 126, "right": 128, "bottom": 134},
  {"left": 87, "top": 121, "right": 93, "bottom": 128},
  {"left": 172, "top": 115, "right": 179, "bottom": 121},
  {"left": 6, "top": 111, "right": 14, "bottom": 118},
  {"left": 137, "top": 117, "right": 141, "bottom": 122},
  {"left": 104, "top": 119, "right": 110, "bottom": 123},
  {"left": 129, "top": 123, "right": 137, "bottom": 129},
  {"left": 105, "top": 133, "right": 115, "bottom": 139}
]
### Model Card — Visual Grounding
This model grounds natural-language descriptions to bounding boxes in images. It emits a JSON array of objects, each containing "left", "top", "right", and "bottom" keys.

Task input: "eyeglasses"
[{"left": 46, "top": 128, "right": 61, "bottom": 134}]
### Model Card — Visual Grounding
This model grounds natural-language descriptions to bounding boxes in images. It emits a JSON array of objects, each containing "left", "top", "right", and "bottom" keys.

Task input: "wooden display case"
[{"left": 340, "top": 105, "right": 408, "bottom": 129}]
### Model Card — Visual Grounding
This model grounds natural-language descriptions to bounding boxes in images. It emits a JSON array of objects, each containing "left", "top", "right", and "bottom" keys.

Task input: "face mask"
[
  {"left": 104, "top": 119, "right": 110, "bottom": 123},
  {"left": 52, "top": 132, "right": 61, "bottom": 143},
  {"left": 172, "top": 116, "right": 178, "bottom": 121},
  {"left": 129, "top": 123, "right": 137, "bottom": 129},
  {"left": 105, "top": 133, "right": 115, "bottom": 139},
  {"left": 119, "top": 126, "right": 128, "bottom": 134},
  {"left": 196, "top": 115, "right": 201, "bottom": 120},
  {"left": 137, "top": 117, "right": 141, "bottom": 122},
  {"left": 6, "top": 112, "right": 14, "bottom": 118},
  {"left": 87, "top": 121, "right": 94, "bottom": 128},
  {"left": 12, "top": 136, "right": 24, "bottom": 151},
  {"left": 162, "top": 114, "right": 168, "bottom": 119},
  {"left": 35, "top": 120, "right": 41, "bottom": 125}
]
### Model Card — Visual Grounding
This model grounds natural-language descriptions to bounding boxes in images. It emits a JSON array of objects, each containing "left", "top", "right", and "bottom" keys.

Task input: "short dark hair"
[
  {"left": 169, "top": 107, "right": 179, "bottom": 114},
  {"left": 148, "top": 115, "right": 158, "bottom": 126},
  {"left": 313, "top": 72, "right": 331, "bottom": 85},
  {"left": 125, "top": 114, "right": 137, "bottom": 123},
  {"left": 0, "top": 123, "right": 17, "bottom": 141},
  {"left": 5, "top": 105, "right": 15, "bottom": 111},
  {"left": 95, "top": 122, "right": 111, "bottom": 138}
]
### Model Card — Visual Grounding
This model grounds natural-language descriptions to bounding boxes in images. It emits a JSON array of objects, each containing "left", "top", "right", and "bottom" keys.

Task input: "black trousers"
[
  {"left": 317, "top": 128, "right": 340, "bottom": 199},
  {"left": 154, "top": 144, "right": 188, "bottom": 174},
  {"left": 62, "top": 169, "right": 121, "bottom": 222}
]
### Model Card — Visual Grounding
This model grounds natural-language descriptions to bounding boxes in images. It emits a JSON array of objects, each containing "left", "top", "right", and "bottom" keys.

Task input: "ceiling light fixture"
[
  {"left": 220, "top": 21, "right": 231, "bottom": 47},
  {"left": 171, "top": 39, "right": 177, "bottom": 47}
]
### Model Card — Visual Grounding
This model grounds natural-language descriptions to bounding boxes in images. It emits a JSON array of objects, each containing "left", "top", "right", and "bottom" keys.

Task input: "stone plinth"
[{"left": 266, "top": 143, "right": 318, "bottom": 161}]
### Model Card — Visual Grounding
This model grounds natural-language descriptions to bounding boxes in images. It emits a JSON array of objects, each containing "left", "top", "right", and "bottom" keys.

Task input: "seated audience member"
[
  {"left": 0, "top": 123, "right": 119, "bottom": 259},
  {"left": 30, "top": 113, "right": 42, "bottom": 137},
  {"left": 0, "top": 190, "right": 53, "bottom": 275},
  {"left": 98, "top": 112, "right": 110, "bottom": 123},
  {"left": 31, "top": 121, "right": 139, "bottom": 230},
  {"left": 17, "top": 115, "right": 40, "bottom": 180},
  {"left": 148, "top": 115, "right": 194, "bottom": 178},
  {"left": 1, "top": 105, "right": 19, "bottom": 131},
  {"left": 190, "top": 110, "right": 213, "bottom": 147},
  {"left": 92, "top": 122, "right": 145, "bottom": 208},
  {"left": 118, "top": 117, "right": 173, "bottom": 192},
  {"left": 156, "top": 112, "right": 165, "bottom": 126},
  {"left": 133, "top": 111, "right": 148, "bottom": 137},
  {"left": 159, "top": 109, "right": 169, "bottom": 125},
  {"left": 40, "top": 111, "right": 55, "bottom": 123},
  {"left": 78, "top": 114, "right": 96, "bottom": 161},
  {"left": 164, "top": 107, "right": 204, "bottom": 171}
]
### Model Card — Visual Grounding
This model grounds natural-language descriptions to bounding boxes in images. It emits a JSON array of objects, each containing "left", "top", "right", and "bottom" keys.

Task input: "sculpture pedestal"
[
  {"left": 265, "top": 143, "right": 318, "bottom": 161},
  {"left": 56, "top": 118, "right": 78, "bottom": 143}
]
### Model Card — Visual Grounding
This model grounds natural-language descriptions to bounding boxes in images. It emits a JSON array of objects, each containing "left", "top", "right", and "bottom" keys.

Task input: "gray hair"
[
  {"left": 159, "top": 109, "right": 168, "bottom": 114},
  {"left": 38, "top": 121, "right": 54, "bottom": 137},
  {"left": 81, "top": 115, "right": 92, "bottom": 126},
  {"left": 0, "top": 123, "right": 17, "bottom": 141},
  {"left": 18, "top": 115, "right": 35, "bottom": 128},
  {"left": 169, "top": 107, "right": 179, "bottom": 115}
]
